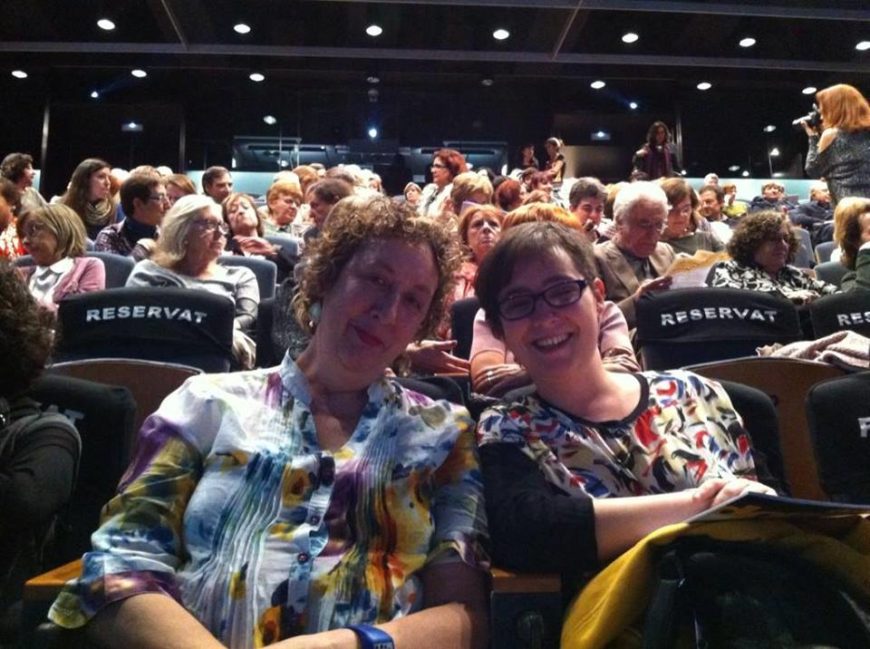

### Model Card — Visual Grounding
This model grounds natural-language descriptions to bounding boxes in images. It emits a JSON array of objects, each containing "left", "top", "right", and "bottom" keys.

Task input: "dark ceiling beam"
[
  {"left": 324, "top": 0, "right": 870, "bottom": 21},
  {"left": 2, "top": 41, "right": 868, "bottom": 74},
  {"left": 550, "top": 1, "right": 584, "bottom": 59},
  {"left": 157, "top": 0, "right": 189, "bottom": 49}
]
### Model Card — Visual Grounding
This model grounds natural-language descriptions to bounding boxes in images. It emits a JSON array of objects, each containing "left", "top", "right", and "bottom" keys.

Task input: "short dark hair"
[
  {"left": 121, "top": 173, "right": 161, "bottom": 216},
  {"left": 699, "top": 184, "right": 724, "bottom": 203},
  {"left": 475, "top": 221, "right": 598, "bottom": 338},
  {"left": 568, "top": 177, "right": 606, "bottom": 209},
  {"left": 0, "top": 178, "right": 21, "bottom": 212},
  {"left": 308, "top": 178, "right": 353, "bottom": 206},
  {"left": 202, "top": 166, "right": 230, "bottom": 190},
  {"left": 0, "top": 152, "right": 34, "bottom": 183},
  {"left": 727, "top": 211, "right": 798, "bottom": 266}
]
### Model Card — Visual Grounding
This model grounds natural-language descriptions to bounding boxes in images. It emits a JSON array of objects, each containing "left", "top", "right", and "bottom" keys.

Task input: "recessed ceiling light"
[
  {"left": 234, "top": 23, "right": 251, "bottom": 35},
  {"left": 739, "top": 37, "right": 756, "bottom": 48},
  {"left": 856, "top": 41, "right": 870, "bottom": 51},
  {"left": 769, "top": 147, "right": 780, "bottom": 157},
  {"left": 763, "top": 124, "right": 777, "bottom": 133},
  {"left": 249, "top": 72, "right": 265, "bottom": 82},
  {"left": 802, "top": 86, "right": 817, "bottom": 95},
  {"left": 629, "top": 101, "right": 638, "bottom": 110},
  {"left": 366, "top": 24, "right": 383, "bottom": 37},
  {"left": 367, "top": 75, "right": 380, "bottom": 84},
  {"left": 728, "top": 165, "right": 740, "bottom": 172},
  {"left": 741, "top": 170, "right": 750, "bottom": 177},
  {"left": 90, "top": 90, "right": 100, "bottom": 99},
  {"left": 622, "top": 32, "right": 639, "bottom": 44},
  {"left": 263, "top": 115, "right": 277, "bottom": 125},
  {"left": 368, "top": 127, "right": 378, "bottom": 139},
  {"left": 772, "top": 172, "right": 784, "bottom": 178},
  {"left": 481, "top": 78, "right": 494, "bottom": 87},
  {"left": 590, "top": 80, "right": 606, "bottom": 89},
  {"left": 131, "top": 69, "right": 147, "bottom": 78},
  {"left": 696, "top": 81, "right": 712, "bottom": 91},
  {"left": 493, "top": 28, "right": 510, "bottom": 41},
  {"left": 97, "top": 18, "right": 115, "bottom": 31},
  {"left": 11, "top": 70, "right": 28, "bottom": 79}
]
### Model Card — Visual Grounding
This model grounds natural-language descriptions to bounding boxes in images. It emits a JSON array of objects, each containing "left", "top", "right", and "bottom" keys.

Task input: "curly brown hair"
[
  {"left": 0, "top": 262, "right": 54, "bottom": 395},
  {"left": 726, "top": 210, "right": 798, "bottom": 266},
  {"left": 833, "top": 197, "right": 870, "bottom": 270},
  {"left": 293, "top": 196, "right": 461, "bottom": 340}
]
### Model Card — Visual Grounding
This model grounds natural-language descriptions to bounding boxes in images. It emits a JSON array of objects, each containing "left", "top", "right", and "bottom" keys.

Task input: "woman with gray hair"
[{"left": 125, "top": 194, "right": 259, "bottom": 366}]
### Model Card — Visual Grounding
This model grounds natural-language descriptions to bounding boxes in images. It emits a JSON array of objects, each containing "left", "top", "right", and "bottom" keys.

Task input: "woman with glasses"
[
  {"left": 261, "top": 180, "right": 305, "bottom": 236},
  {"left": 474, "top": 221, "right": 777, "bottom": 581},
  {"left": 418, "top": 149, "right": 467, "bottom": 219},
  {"left": 659, "top": 178, "right": 724, "bottom": 255},
  {"left": 125, "top": 194, "right": 259, "bottom": 367},
  {"left": 708, "top": 211, "right": 838, "bottom": 304}
]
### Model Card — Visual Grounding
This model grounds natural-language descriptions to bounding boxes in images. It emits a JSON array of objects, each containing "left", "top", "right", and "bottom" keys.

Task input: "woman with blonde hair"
[
  {"left": 262, "top": 180, "right": 305, "bottom": 236},
  {"left": 833, "top": 196, "right": 870, "bottom": 291},
  {"left": 803, "top": 83, "right": 870, "bottom": 205}
]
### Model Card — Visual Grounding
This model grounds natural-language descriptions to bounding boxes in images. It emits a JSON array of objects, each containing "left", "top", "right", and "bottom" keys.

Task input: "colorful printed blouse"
[
  {"left": 477, "top": 371, "right": 758, "bottom": 498},
  {"left": 0, "top": 221, "right": 23, "bottom": 260},
  {"left": 49, "top": 357, "right": 488, "bottom": 648}
]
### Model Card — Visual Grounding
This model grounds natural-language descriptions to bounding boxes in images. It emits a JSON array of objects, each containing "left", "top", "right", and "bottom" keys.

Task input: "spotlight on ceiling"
[
  {"left": 481, "top": 78, "right": 494, "bottom": 87},
  {"left": 249, "top": 72, "right": 265, "bottom": 82},
  {"left": 728, "top": 165, "right": 740, "bottom": 172},
  {"left": 763, "top": 124, "right": 777, "bottom": 133},
  {"left": 131, "top": 69, "right": 147, "bottom": 78},
  {"left": 492, "top": 28, "right": 510, "bottom": 41},
  {"left": 769, "top": 147, "right": 780, "bottom": 157},
  {"left": 11, "top": 70, "right": 28, "bottom": 79},
  {"left": 621, "top": 32, "right": 639, "bottom": 44},
  {"left": 591, "top": 130, "right": 611, "bottom": 142},
  {"left": 368, "top": 127, "right": 378, "bottom": 139},
  {"left": 629, "top": 101, "right": 638, "bottom": 110},
  {"left": 234, "top": 23, "right": 251, "bottom": 35},
  {"left": 590, "top": 80, "right": 606, "bottom": 90},
  {"left": 263, "top": 115, "right": 277, "bottom": 125},
  {"left": 856, "top": 41, "right": 870, "bottom": 51},
  {"left": 90, "top": 90, "right": 100, "bottom": 99},
  {"left": 741, "top": 170, "right": 750, "bottom": 177},
  {"left": 366, "top": 24, "right": 383, "bottom": 37},
  {"left": 367, "top": 75, "right": 380, "bottom": 84},
  {"left": 696, "top": 81, "right": 712, "bottom": 91},
  {"left": 739, "top": 37, "right": 756, "bottom": 48},
  {"left": 802, "top": 86, "right": 817, "bottom": 95},
  {"left": 97, "top": 18, "right": 115, "bottom": 31},
  {"left": 121, "top": 121, "right": 143, "bottom": 133}
]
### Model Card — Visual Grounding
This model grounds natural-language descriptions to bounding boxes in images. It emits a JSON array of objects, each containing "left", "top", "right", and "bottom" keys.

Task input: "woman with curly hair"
[
  {"left": 50, "top": 196, "right": 489, "bottom": 649},
  {"left": 708, "top": 211, "right": 838, "bottom": 304},
  {"left": 60, "top": 158, "right": 117, "bottom": 239},
  {"left": 833, "top": 196, "right": 870, "bottom": 291}
]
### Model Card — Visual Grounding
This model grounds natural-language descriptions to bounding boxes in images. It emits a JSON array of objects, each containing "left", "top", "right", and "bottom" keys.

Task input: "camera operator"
[{"left": 801, "top": 83, "right": 870, "bottom": 206}]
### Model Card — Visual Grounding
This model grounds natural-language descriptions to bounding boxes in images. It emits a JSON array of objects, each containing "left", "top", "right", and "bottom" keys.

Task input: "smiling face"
[
  {"left": 752, "top": 223, "right": 792, "bottom": 275},
  {"left": 499, "top": 248, "right": 601, "bottom": 385},
  {"left": 315, "top": 238, "right": 438, "bottom": 387},
  {"left": 21, "top": 217, "right": 60, "bottom": 266},
  {"left": 88, "top": 166, "right": 112, "bottom": 202},
  {"left": 466, "top": 210, "right": 501, "bottom": 263}
]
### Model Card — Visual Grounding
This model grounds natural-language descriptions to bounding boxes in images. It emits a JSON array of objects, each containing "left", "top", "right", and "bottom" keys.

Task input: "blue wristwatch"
[{"left": 346, "top": 624, "right": 395, "bottom": 649}]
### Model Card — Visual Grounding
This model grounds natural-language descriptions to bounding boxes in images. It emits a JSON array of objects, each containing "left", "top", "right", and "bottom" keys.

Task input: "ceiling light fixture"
[
  {"left": 481, "top": 78, "right": 494, "bottom": 87},
  {"left": 90, "top": 90, "right": 100, "bottom": 99},
  {"left": 493, "top": 28, "right": 510, "bottom": 41},
  {"left": 741, "top": 170, "right": 750, "bottom": 177},
  {"left": 739, "top": 37, "right": 756, "bottom": 48},
  {"left": 366, "top": 75, "right": 380, "bottom": 84},
  {"left": 97, "top": 18, "right": 115, "bottom": 31},
  {"left": 368, "top": 127, "right": 379, "bottom": 139},
  {"left": 366, "top": 24, "right": 383, "bottom": 37},
  {"left": 728, "top": 165, "right": 740, "bottom": 172},
  {"left": 249, "top": 72, "right": 265, "bottom": 82},
  {"left": 590, "top": 80, "right": 606, "bottom": 89},
  {"left": 131, "top": 69, "right": 147, "bottom": 78},
  {"left": 769, "top": 147, "right": 780, "bottom": 157},
  {"left": 763, "top": 124, "right": 777, "bottom": 133},
  {"left": 234, "top": 23, "right": 251, "bottom": 35},
  {"left": 629, "top": 101, "right": 638, "bottom": 110},
  {"left": 263, "top": 115, "right": 277, "bottom": 125},
  {"left": 622, "top": 32, "right": 639, "bottom": 44},
  {"left": 696, "top": 81, "right": 712, "bottom": 91},
  {"left": 802, "top": 86, "right": 817, "bottom": 95},
  {"left": 11, "top": 70, "right": 28, "bottom": 79},
  {"left": 856, "top": 41, "right": 870, "bottom": 51}
]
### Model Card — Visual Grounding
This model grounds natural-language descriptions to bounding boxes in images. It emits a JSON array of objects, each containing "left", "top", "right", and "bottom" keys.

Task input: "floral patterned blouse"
[
  {"left": 477, "top": 371, "right": 759, "bottom": 498},
  {"left": 709, "top": 259, "right": 838, "bottom": 304},
  {"left": 50, "top": 356, "right": 488, "bottom": 648}
]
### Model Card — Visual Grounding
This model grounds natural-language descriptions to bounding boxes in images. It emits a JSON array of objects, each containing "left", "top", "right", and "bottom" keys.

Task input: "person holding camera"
[{"left": 802, "top": 84, "right": 870, "bottom": 206}]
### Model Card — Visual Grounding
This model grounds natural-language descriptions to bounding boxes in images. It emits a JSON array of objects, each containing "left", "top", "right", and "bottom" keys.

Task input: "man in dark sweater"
[
  {"left": 791, "top": 182, "right": 833, "bottom": 229},
  {"left": 94, "top": 172, "right": 168, "bottom": 260}
]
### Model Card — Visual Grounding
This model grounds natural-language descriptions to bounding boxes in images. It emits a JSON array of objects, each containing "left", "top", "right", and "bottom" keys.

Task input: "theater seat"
[
  {"left": 15, "top": 253, "right": 134, "bottom": 289},
  {"left": 815, "top": 241, "right": 837, "bottom": 264},
  {"left": 218, "top": 255, "right": 277, "bottom": 300},
  {"left": 54, "top": 287, "right": 235, "bottom": 372},
  {"left": 809, "top": 290, "right": 870, "bottom": 338},
  {"left": 813, "top": 260, "right": 849, "bottom": 288},
  {"left": 636, "top": 288, "right": 802, "bottom": 371}
]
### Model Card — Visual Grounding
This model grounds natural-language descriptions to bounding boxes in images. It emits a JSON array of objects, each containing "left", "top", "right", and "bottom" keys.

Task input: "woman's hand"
[
  {"left": 473, "top": 363, "right": 530, "bottom": 397},
  {"left": 405, "top": 340, "right": 470, "bottom": 375},
  {"left": 694, "top": 477, "right": 777, "bottom": 509},
  {"left": 801, "top": 120, "right": 819, "bottom": 137},
  {"left": 235, "top": 235, "right": 278, "bottom": 257}
]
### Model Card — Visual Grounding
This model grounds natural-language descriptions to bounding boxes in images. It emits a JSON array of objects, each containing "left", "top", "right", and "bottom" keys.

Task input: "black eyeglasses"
[
  {"left": 193, "top": 220, "right": 229, "bottom": 235},
  {"left": 148, "top": 193, "right": 169, "bottom": 203},
  {"left": 498, "top": 279, "right": 589, "bottom": 321},
  {"left": 431, "top": 162, "right": 448, "bottom": 169}
]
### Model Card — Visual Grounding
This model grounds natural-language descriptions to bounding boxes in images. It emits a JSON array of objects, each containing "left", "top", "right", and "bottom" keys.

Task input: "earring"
[{"left": 308, "top": 301, "right": 322, "bottom": 328}]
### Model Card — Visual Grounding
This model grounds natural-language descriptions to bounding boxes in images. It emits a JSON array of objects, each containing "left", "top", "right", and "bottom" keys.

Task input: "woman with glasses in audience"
[
  {"left": 50, "top": 196, "right": 489, "bottom": 649},
  {"left": 418, "top": 148, "right": 467, "bottom": 218},
  {"left": 16, "top": 204, "right": 105, "bottom": 313},
  {"left": 222, "top": 192, "right": 298, "bottom": 282},
  {"left": 659, "top": 178, "right": 724, "bottom": 255},
  {"left": 262, "top": 180, "right": 305, "bottom": 237},
  {"left": 60, "top": 158, "right": 117, "bottom": 240},
  {"left": 833, "top": 196, "right": 870, "bottom": 292},
  {"left": 708, "top": 210, "right": 838, "bottom": 304},
  {"left": 125, "top": 194, "right": 259, "bottom": 367},
  {"left": 475, "top": 221, "right": 777, "bottom": 584}
]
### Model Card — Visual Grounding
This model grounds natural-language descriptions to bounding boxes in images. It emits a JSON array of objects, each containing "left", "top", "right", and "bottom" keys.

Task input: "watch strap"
[{"left": 346, "top": 623, "right": 395, "bottom": 649}]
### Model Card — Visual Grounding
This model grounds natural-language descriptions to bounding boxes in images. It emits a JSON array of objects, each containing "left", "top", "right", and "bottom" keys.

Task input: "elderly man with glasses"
[
  {"left": 95, "top": 172, "right": 169, "bottom": 261},
  {"left": 593, "top": 181, "right": 675, "bottom": 328}
]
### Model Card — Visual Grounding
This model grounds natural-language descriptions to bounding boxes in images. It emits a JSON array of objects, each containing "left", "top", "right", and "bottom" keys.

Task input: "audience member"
[
  {"left": 454, "top": 204, "right": 503, "bottom": 301},
  {"left": 95, "top": 172, "right": 168, "bottom": 261},
  {"left": 444, "top": 172, "right": 494, "bottom": 231},
  {"left": 803, "top": 83, "right": 870, "bottom": 205},
  {"left": 419, "top": 148, "right": 467, "bottom": 218},
  {"left": 262, "top": 180, "right": 304, "bottom": 236},
  {"left": 593, "top": 181, "right": 675, "bottom": 328},
  {"left": 697, "top": 183, "right": 733, "bottom": 244},
  {"left": 221, "top": 192, "right": 297, "bottom": 281},
  {"left": 703, "top": 172, "right": 719, "bottom": 186},
  {"left": 517, "top": 143, "right": 539, "bottom": 171},
  {"left": 494, "top": 178, "right": 523, "bottom": 212},
  {"left": 721, "top": 182, "right": 748, "bottom": 219},
  {"left": 833, "top": 196, "right": 870, "bottom": 292},
  {"left": 164, "top": 173, "right": 196, "bottom": 207},
  {"left": 543, "top": 137, "right": 565, "bottom": 183},
  {"left": 0, "top": 178, "right": 23, "bottom": 260},
  {"left": 0, "top": 152, "right": 47, "bottom": 216},
  {"left": 708, "top": 210, "right": 838, "bottom": 304},
  {"left": 60, "top": 158, "right": 116, "bottom": 240},
  {"left": 659, "top": 178, "right": 724, "bottom": 254},
  {"left": 403, "top": 181, "right": 422, "bottom": 208},
  {"left": 568, "top": 177, "right": 609, "bottom": 242},
  {"left": 201, "top": 165, "right": 233, "bottom": 204},
  {"left": 749, "top": 181, "right": 795, "bottom": 214},
  {"left": 49, "top": 196, "right": 489, "bottom": 649},
  {"left": 291, "top": 165, "right": 319, "bottom": 197},
  {"left": 790, "top": 181, "right": 834, "bottom": 245},
  {"left": 632, "top": 122, "right": 680, "bottom": 178},
  {"left": 16, "top": 204, "right": 105, "bottom": 313},
  {"left": 304, "top": 178, "right": 354, "bottom": 243}
]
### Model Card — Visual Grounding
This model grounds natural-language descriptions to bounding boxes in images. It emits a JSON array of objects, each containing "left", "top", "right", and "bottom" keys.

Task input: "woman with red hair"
[{"left": 418, "top": 148, "right": 467, "bottom": 218}]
